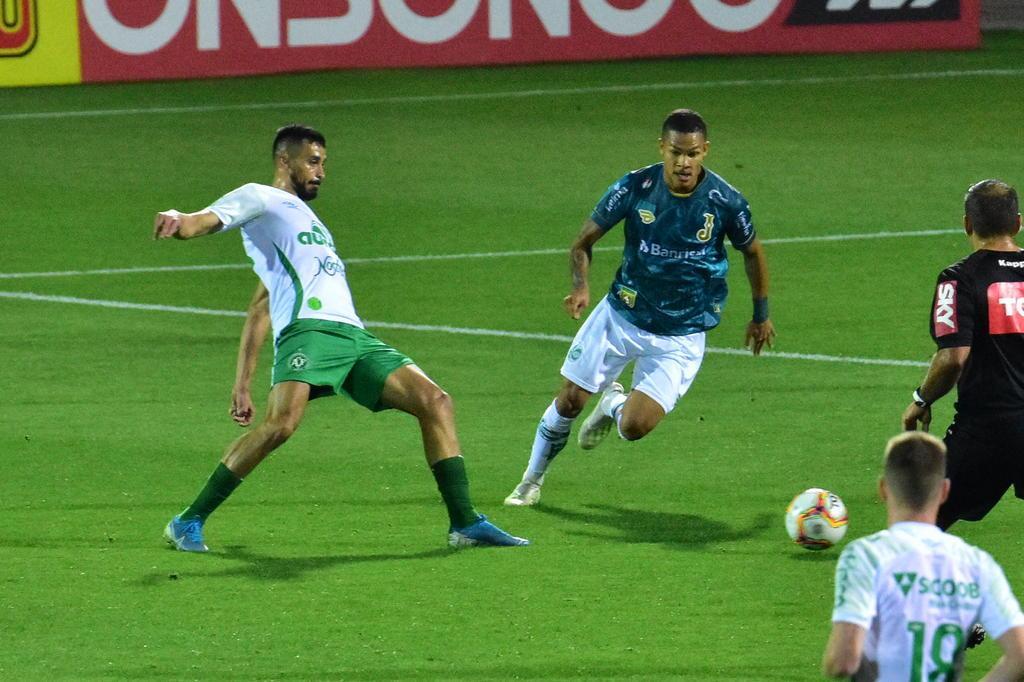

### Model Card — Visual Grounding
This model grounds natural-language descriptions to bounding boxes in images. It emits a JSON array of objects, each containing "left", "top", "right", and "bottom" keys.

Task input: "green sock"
[
  {"left": 180, "top": 463, "right": 243, "bottom": 521},
  {"left": 431, "top": 456, "right": 479, "bottom": 529}
]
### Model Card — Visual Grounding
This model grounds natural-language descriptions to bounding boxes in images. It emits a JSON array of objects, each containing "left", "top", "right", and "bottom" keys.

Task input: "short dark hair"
[
  {"left": 965, "top": 179, "right": 1019, "bottom": 238},
  {"left": 272, "top": 124, "right": 326, "bottom": 158},
  {"left": 883, "top": 432, "right": 946, "bottom": 511},
  {"left": 661, "top": 109, "right": 707, "bottom": 139}
]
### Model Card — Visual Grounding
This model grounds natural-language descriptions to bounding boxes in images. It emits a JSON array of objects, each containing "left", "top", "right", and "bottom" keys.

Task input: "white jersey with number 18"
[
  {"left": 205, "top": 183, "right": 363, "bottom": 341},
  {"left": 832, "top": 521, "right": 1024, "bottom": 681}
]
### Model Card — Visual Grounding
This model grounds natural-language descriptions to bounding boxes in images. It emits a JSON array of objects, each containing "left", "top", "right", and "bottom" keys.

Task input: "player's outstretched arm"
[
  {"left": 230, "top": 282, "right": 271, "bottom": 427},
  {"left": 153, "top": 209, "right": 223, "bottom": 240},
  {"left": 821, "top": 621, "right": 865, "bottom": 678},
  {"left": 980, "top": 626, "right": 1024, "bottom": 681},
  {"left": 563, "top": 218, "right": 605, "bottom": 320},
  {"left": 900, "top": 346, "right": 970, "bottom": 431},
  {"left": 740, "top": 238, "right": 775, "bottom": 355}
]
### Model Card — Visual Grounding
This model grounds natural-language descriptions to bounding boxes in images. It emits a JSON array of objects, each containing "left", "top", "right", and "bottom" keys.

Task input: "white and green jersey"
[
  {"left": 833, "top": 522, "right": 1024, "bottom": 681},
  {"left": 205, "top": 183, "right": 362, "bottom": 341}
]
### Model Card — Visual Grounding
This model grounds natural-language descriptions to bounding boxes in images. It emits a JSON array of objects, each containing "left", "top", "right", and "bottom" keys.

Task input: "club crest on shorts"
[
  {"left": 288, "top": 353, "right": 309, "bottom": 371},
  {"left": 568, "top": 345, "right": 583, "bottom": 361}
]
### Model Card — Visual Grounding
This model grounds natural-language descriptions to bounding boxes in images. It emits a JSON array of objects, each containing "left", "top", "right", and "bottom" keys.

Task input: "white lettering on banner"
[
  {"left": 379, "top": 0, "right": 480, "bottom": 45},
  {"left": 197, "top": 0, "right": 280, "bottom": 51},
  {"left": 580, "top": 0, "right": 673, "bottom": 37},
  {"left": 690, "top": 0, "right": 782, "bottom": 32},
  {"left": 489, "top": 0, "right": 569, "bottom": 39},
  {"left": 81, "top": 0, "right": 190, "bottom": 56},
  {"left": 826, "top": 0, "right": 939, "bottom": 8},
  {"left": 83, "top": 0, "right": 785, "bottom": 56},
  {"left": 288, "top": 1, "right": 373, "bottom": 47}
]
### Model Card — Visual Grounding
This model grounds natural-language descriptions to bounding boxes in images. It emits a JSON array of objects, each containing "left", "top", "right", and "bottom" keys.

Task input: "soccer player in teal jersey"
[{"left": 505, "top": 109, "right": 775, "bottom": 506}]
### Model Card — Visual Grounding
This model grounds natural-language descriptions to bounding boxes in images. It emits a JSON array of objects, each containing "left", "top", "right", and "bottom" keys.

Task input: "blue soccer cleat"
[
  {"left": 164, "top": 515, "right": 209, "bottom": 553},
  {"left": 448, "top": 514, "right": 530, "bottom": 547}
]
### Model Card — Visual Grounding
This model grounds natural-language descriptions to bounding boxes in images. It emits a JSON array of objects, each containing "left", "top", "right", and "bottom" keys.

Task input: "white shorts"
[{"left": 560, "top": 297, "right": 706, "bottom": 414}]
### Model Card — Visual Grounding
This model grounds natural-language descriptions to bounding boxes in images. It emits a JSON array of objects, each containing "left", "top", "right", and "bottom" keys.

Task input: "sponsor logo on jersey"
[
  {"left": 998, "top": 259, "right": 1024, "bottom": 269},
  {"left": 307, "top": 297, "right": 322, "bottom": 311},
  {"left": 894, "top": 572, "right": 917, "bottom": 596},
  {"left": 641, "top": 178, "right": 653, "bottom": 190},
  {"left": 988, "top": 282, "right": 1024, "bottom": 335},
  {"left": 604, "top": 184, "right": 629, "bottom": 215},
  {"left": 638, "top": 208, "right": 656, "bottom": 224},
  {"left": 786, "top": 0, "right": 959, "bottom": 25},
  {"left": 617, "top": 285, "right": 637, "bottom": 309},
  {"left": 298, "top": 222, "right": 335, "bottom": 249},
  {"left": 933, "top": 280, "right": 958, "bottom": 337},
  {"left": 639, "top": 239, "right": 707, "bottom": 260},
  {"left": 0, "top": 0, "right": 38, "bottom": 57},
  {"left": 315, "top": 255, "right": 343, "bottom": 277}
]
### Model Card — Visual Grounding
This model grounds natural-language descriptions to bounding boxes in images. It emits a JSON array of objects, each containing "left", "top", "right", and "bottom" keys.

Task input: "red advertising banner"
[{"left": 76, "top": 0, "right": 980, "bottom": 84}]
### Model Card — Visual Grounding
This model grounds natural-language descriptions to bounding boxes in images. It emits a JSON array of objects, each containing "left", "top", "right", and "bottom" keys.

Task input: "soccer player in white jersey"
[
  {"left": 823, "top": 432, "right": 1024, "bottom": 680},
  {"left": 153, "top": 124, "right": 528, "bottom": 552}
]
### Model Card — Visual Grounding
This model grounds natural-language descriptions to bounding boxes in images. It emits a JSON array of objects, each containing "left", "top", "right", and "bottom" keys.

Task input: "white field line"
[
  {"left": 0, "top": 291, "right": 928, "bottom": 368},
  {"left": 0, "top": 228, "right": 961, "bottom": 280},
  {"left": 2, "top": 68, "right": 1022, "bottom": 122}
]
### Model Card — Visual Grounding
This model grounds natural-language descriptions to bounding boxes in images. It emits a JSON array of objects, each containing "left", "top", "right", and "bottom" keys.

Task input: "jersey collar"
[{"left": 667, "top": 168, "right": 707, "bottom": 198}]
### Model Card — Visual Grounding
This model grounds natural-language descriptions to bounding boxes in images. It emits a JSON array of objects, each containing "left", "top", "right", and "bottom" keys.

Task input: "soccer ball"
[{"left": 785, "top": 488, "right": 849, "bottom": 550}]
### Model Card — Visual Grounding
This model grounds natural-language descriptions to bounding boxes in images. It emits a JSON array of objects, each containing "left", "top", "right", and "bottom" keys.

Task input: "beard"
[{"left": 291, "top": 172, "right": 319, "bottom": 201}]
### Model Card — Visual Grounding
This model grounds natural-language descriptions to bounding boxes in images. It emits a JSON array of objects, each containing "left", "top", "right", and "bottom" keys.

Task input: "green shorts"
[{"left": 272, "top": 319, "right": 414, "bottom": 411}]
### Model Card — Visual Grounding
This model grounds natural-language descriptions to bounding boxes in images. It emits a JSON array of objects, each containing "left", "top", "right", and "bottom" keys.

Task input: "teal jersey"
[{"left": 590, "top": 164, "right": 756, "bottom": 335}]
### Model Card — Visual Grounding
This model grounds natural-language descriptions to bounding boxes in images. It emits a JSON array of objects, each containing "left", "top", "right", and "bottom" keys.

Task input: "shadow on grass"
[
  {"left": 135, "top": 546, "right": 451, "bottom": 585},
  {"left": 536, "top": 503, "right": 773, "bottom": 549}
]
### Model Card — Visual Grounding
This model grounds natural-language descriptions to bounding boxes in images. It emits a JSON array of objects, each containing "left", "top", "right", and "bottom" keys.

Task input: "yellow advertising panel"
[{"left": 0, "top": 0, "right": 80, "bottom": 87}]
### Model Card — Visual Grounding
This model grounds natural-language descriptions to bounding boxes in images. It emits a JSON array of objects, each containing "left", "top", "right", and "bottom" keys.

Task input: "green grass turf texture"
[{"left": 3, "top": 32, "right": 1024, "bottom": 680}]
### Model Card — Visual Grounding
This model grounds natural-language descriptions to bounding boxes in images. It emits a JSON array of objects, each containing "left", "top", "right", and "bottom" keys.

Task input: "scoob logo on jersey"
[
  {"left": 988, "top": 282, "right": 1024, "bottom": 336},
  {"left": 932, "top": 280, "right": 957, "bottom": 337}
]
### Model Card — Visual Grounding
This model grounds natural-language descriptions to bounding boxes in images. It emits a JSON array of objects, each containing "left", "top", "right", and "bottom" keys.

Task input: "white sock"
[{"left": 524, "top": 400, "right": 574, "bottom": 485}]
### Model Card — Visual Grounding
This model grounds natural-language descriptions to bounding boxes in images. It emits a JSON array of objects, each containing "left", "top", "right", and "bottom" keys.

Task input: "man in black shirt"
[{"left": 903, "top": 179, "right": 1024, "bottom": 530}]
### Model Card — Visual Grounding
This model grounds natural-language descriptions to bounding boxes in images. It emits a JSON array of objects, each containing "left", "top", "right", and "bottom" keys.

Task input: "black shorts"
[{"left": 939, "top": 412, "right": 1024, "bottom": 528}]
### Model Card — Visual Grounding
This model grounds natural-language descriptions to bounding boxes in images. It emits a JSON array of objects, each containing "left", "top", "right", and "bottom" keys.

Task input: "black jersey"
[{"left": 931, "top": 249, "right": 1024, "bottom": 415}]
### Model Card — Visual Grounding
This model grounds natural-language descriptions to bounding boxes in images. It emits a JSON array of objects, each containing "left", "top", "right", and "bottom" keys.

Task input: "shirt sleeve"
[
  {"left": 589, "top": 172, "right": 635, "bottom": 231},
  {"left": 203, "top": 183, "right": 268, "bottom": 231},
  {"left": 831, "top": 541, "right": 877, "bottom": 628},
  {"left": 725, "top": 197, "right": 756, "bottom": 250},
  {"left": 977, "top": 551, "right": 1024, "bottom": 640},
  {"left": 931, "top": 266, "right": 974, "bottom": 347}
]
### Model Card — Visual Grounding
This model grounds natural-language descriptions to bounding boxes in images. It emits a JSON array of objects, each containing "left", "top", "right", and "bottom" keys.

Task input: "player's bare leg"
[
  {"left": 378, "top": 365, "right": 460, "bottom": 466},
  {"left": 165, "top": 381, "right": 310, "bottom": 552},
  {"left": 505, "top": 380, "right": 592, "bottom": 506},
  {"left": 579, "top": 384, "right": 665, "bottom": 449},
  {"left": 379, "top": 365, "right": 528, "bottom": 547},
  {"left": 222, "top": 381, "right": 310, "bottom": 477},
  {"left": 617, "top": 390, "right": 666, "bottom": 440}
]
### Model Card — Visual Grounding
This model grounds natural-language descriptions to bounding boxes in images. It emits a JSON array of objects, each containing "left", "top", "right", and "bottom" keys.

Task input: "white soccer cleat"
[
  {"left": 577, "top": 382, "right": 624, "bottom": 450},
  {"left": 504, "top": 481, "right": 542, "bottom": 507}
]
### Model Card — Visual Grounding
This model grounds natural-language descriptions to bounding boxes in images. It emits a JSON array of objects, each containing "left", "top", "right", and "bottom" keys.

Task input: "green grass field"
[{"left": 4, "top": 32, "right": 1024, "bottom": 680}]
